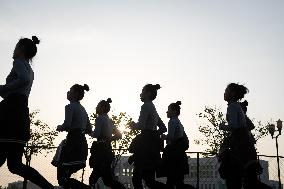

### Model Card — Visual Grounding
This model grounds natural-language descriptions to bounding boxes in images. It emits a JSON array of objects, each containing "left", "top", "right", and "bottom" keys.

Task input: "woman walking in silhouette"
[
  {"left": 89, "top": 98, "right": 126, "bottom": 189},
  {"left": 130, "top": 84, "right": 167, "bottom": 189},
  {"left": 0, "top": 36, "right": 54, "bottom": 189},
  {"left": 219, "top": 83, "right": 257, "bottom": 189},
  {"left": 56, "top": 84, "right": 92, "bottom": 189},
  {"left": 161, "top": 101, "right": 191, "bottom": 189},
  {"left": 240, "top": 100, "right": 272, "bottom": 189}
]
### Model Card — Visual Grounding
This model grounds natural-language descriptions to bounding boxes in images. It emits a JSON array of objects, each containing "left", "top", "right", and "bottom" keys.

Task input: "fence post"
[
  {"left": 197, "top": 152, "right": 200, "bottom": 189},
  {"left": 257, "top": 155, "right": 261, "bottom": 181},
  {"left": 276, "top": 137, "right": 282, "bottom": 189}
]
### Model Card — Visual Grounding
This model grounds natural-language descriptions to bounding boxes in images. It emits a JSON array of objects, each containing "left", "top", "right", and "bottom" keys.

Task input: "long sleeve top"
[
  {"left": 167, "top": 117, "right": 184, "bottom": 142},
  {"left": 58, "top": 101, "right": 92, "bottom": 133},
  {"left": 132, "top": 102, "right": 167, "bottom": 133},
  {"left": 0, "top": 59, "right": 34, "bottom": 98},
  {"left": 92, "top": 114, "right": 115, "bottom": 139},
  {"left": 221, "top": 102, "right": 247, "bottom": 131}
]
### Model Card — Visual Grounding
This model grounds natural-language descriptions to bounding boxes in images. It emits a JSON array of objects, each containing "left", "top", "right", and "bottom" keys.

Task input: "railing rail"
[{"left": 1, "top": 146, "right": 283, "bottom": 189}]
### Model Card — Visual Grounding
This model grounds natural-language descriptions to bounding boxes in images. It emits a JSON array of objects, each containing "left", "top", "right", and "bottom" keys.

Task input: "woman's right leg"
[
  {"left": 7, "top": 143, "right": 54, "bottom": 189},
  {"left": 225, "top": 176, "right": 242, "bottom": 189},
  {"left": 68, "top": 165, "right": 91, "bottom": 189},
  {"left": 142, "top": 169, "right": 166, "bottom": 189},
  {"left": 132, "top": 167, "right": 143, "bottom": 189},
  {"left": 101, "top": 164, "right": 126, "bottom": 189},
  {"left": 89, "top": 168, "right": 101, "bottom": 187},
  {"left": 57, "top": 166, "right": 71, "bottom": 188}
]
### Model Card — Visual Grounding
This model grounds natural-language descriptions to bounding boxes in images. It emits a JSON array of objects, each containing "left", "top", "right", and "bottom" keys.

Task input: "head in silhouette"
[
  {"left": 140, "top": 84, "right": 161, "bottom": 102},
  {"left": 13, "top": 36, "right": 40, "bottom": 61},
  {"left": 96, "top": 98, "right": 112, "bottom": 115},
  {"left": 67, "top": 84, "right": 89, "bottom": 102},
  {"left": 240, "top": 100, "right": 248, "bottom": 114},
  {"left": 167, "top": 101, "right": 181, "bottom": 119},
  {"left": 224, "top": 83, "right": 248, "bottom": 102}
]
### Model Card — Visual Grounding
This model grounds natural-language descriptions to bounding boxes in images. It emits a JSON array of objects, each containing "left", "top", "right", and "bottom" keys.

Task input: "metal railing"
[{"left": 1, "top": 147, "right": 283, "bottom": 189}]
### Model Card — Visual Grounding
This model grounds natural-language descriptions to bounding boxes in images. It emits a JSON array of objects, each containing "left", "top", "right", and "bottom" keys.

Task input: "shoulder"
[
  {"left": 68, "top": 102, "right": 78, "bottom": 108},
  {"left": 142, "top": 102, "right": 151, "bottom": 108},
  {"left": 169, "top": 118, "right": 179, "bottom": 126},
  {"left": 227, "top": 102, "right": 241, "bottom": 111},
  {"left": 13, "top": 59, "right": 24, "bottom": 65},
  {"left": 144, "top": 102, "right": 156, "bottom": 110},
  {"left": 65, "top": 104, "right": 72, "bottom": 109},
  {"left": 78, "top": 103, "right": 87, "bottom": 113},
  {"left": 96, "top": 115, "right": 108, "bottom": 124},
  {"left": 13, "top": 59, "right": 29, "bottom": 68},
  {"left": 65, "top": 103, "right": 78, "bottom": 111}
]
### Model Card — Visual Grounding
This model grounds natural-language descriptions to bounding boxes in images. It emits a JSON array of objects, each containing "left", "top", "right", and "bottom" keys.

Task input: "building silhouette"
[{"left": 114, "top": 156, "right": 281, "bottom": 189}]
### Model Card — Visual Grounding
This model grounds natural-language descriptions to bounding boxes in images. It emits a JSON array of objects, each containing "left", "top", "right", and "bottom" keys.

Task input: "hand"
[
  {"left": 219, "top": 122, "right": 226, "bottom": 130},
  {"left": 0, "top": 85, "right": 7, "bottom": 97},
  {"left": 128, "top": 155, "right": 134, "bottom": 165},
  {"left": 161, "top": 134, "right": 167, "bottom": 140},
  {"left": 91, "top": 131, "right": 96, "bottom": 137},
  {"left": 56, "top": 125, "right": 63, "bottom": 132},
  {"left": 112, "top": 132, "right": 122, "bottom": 141},
  {"left": 129, "top": 121, "right": 136, "bottom": 129}
]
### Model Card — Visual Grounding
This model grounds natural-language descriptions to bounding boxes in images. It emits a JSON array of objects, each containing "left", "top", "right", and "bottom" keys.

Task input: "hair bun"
[
  {"left": 32, "top": 36, "right": 40, "bottom": 45},
  {"left": 154, "top": 84, "right": 161, "bottom": 90},
  {"left": 238, "top": 84, "right": 249, "bottom": 95},
  {"left": 83, "top": 84, "right": 89, "bottom": 91},
  {"left": 242, "top": 100, "right": 248, "bottom": 106},
  {"left": 107, "top": 98, "right": 112, "bottom": 103},
  {"left": 176, "top": 101, "right": 182, "bottom": 106}
]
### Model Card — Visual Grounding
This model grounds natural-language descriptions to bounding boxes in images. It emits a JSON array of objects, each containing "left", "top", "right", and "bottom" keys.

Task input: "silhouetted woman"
[
  {"left": 89, "top": 98, "right": 126, "bottom": 189},
  {"left": 219, "top": 83, "right": 257, "bottom": 189},
  {"left": 0, "top": 36, "right": 54, "bottom": 189},
  {"left": 56, "top": 84, "right": 92, "bottom": 189},
  {"left": 240, "top": 100, "right": 271, "bottom": 189},
  {"left": 162, "top": 101, "right": 191, "bottom": 189},
  {"left": 130, "top": 84, "right": 167, "bottom": 189}
]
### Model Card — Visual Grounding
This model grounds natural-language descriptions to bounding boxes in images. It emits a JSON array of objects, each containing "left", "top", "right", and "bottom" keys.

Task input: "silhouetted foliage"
[
  {"left": 23, "top": 110, "right": 58, "bottom": 189},
  {"left": 24, "top": 110, "right": 58, "bottom": 166},
  {"left": 197, "top": 106, "right": 269, "bottom": 155}
]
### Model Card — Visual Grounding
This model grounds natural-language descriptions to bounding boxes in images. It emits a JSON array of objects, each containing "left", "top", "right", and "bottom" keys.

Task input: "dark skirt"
[
  {"left": 89, "top": 140, "right": 114, "bottom": 169},
  {"left": 0, "top": 94, "right": 30, "bottom": 143},
  {"left": 130, "top": 130, "right": 163, "bottom": 171},
  {"left": 160, "top": 139, "right": 189, "bottom": 177},
  {"left": 60, "top": 129, "right": 88, "bottom": 168},
  {"left": 218, "top": 128, "right": 257, "bottom": 179},
  {"left": 230, "top": 128, "right": 257, "bottom": 165}
]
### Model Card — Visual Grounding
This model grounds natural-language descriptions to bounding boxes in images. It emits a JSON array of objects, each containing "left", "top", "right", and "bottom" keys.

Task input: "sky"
[{"left": 0, "top": 0, "right": 284, "bottom": 168}]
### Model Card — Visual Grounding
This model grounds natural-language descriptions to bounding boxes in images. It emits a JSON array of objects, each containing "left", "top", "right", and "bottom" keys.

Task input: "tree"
[
  {"left": 23, "top": 110, "right": 58, "bottom": 189},
  {"left": 197, "top": 106, "right": 269, "bottom": 155}
]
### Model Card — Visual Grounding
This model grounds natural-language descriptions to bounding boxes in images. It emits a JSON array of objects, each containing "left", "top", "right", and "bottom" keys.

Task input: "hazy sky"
[{"left": 0, "top": 0, "right": 284, "bottom": 157}]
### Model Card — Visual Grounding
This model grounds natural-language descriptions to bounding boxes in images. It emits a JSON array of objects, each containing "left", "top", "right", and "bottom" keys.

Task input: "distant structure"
[
  {"left": 5, "top": 181, "right": 40, "bottom": 189},
  {"left": 5, "top": 181, "right": 62, "bottom": 189},
  {"left": 3, "top": 156, "right": 281, "bottom": 189},
  {"left": 115, "top": 156, "right": 281, "bottom": 189}
]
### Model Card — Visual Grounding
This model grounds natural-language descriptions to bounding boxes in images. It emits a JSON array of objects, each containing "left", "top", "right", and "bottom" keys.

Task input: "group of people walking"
[{"left": 0, "top": 36, "right": 271, "bottom": 189}]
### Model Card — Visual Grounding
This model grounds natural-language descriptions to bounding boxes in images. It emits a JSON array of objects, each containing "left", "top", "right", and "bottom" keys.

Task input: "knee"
[
  {"left": 7, "top": 162, "right": 22, "bottom": 174},
  {"left": 102, "top": 178, "right": 112, "bottom": 187},
  {"left": 58, "top": 177, "right": 69, "bottom": 188},
  {"left": 101, "top": 171, "right": 113, "bottom": 186},
  {"left": 0, "top": 157, "right": 6, "bottom": 167},
  {"left": 144, "top": 178, "right": 154, "bottom": 187},
  {"left": 132, "top": 174, "right": 141, "bottom": 181}
]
